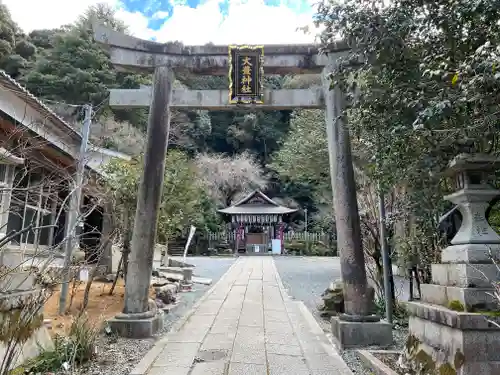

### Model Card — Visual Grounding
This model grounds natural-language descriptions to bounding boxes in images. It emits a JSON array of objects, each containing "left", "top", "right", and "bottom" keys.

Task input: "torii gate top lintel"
[{"left": 93, "top": 23, "right": 348, "bottom": 75}]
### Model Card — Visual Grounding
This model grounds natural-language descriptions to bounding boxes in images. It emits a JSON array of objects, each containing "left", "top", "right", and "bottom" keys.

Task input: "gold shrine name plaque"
[{"left": 228, "top": 45, "right": 264, "bottom": 104}]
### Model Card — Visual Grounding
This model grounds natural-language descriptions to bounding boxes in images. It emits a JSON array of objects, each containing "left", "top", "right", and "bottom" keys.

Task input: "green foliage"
[
  {"left": 103, "top": 150, "right": 218, "bottom": 242},
  {"left": 284, "top": 239, "right": 335, "bottom": 256},
  {"left": 28, "top": 28, "right": 65, "bottom": 50},
  {"left": 316, "top": 0, "right": 500, "bottom": 182},
  {"left": 22, "top": 29, "right": 115, "bottom": 105},
  {"left": 270, "top": 109, "right": 328, "bottom": 189},
  {"left": 269, "top": 109, "right": 332, "bottom": 226},
  {"left": 313, "top": 0, "right": 500, "bottom": 269},
  {"left": 23, "top": 314, "right": 98, "bottom": 373},
  {"left": 19, "top": 4, "right": 149, "bottom": 129},
  {"left": 14, "top": 40, "right": 36, "bottom": 59},
  {"left": 0, "top": 4, "right": 36, "bottom": 78},
  {"left": 374, "top": 298, "right": 409, "bottom": 326}
]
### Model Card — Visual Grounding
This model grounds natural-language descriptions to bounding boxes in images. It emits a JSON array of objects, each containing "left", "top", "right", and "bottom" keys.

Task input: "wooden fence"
[
  {"left": 207, "top": 232, "right": 236, "bottom": 241},
  {"left": 206, "top": 231, "right": 328, "bottom": 243}
]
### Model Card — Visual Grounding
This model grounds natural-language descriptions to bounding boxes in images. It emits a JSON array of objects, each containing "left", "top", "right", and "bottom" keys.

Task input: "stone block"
[
  {"left": 460, "top": 362, "right": 500, "bottom": 375},
  {"left": 409, "top": 314, "right": 500, "bottom": 365},
  {"left": 266, "top": 343, "right": 302, "bottom": 356},
  {"left": 168, "top": 257, "right": 195, "bottom": 268},
  {"left": 330, "top": 317, "right": 393, "bottom": 349},
  {"left": 358, "top": 350, "right": 400, "bottom": 375},
  {"left": 190, "top": 361, "right": 227, "bottom": 375},
  {"left": 420, "top": 284, "right": 497, "bottom": 311},
  {"left": 148, "top": 366, "right": 190, "bottom": 375},
  {"left": 441, "top": 243, "right": 500, "bottom": 264},
  {"left": 405, "top": 301, "right": 500, "bottom": 330},
  {"left": 107, "top": 311, "right": 164, "bottom": 338},
  {"left": 264, "top": 309, "right": 288, "bottom": 322},
  {"left": 228, "top": 362, "right": 267, "bottom": 375},
  {"left": 267, "top": 353, "right": 310, "bottom": 375},
  {"left": 0, "top": 289, "right": 46, "bottom": 310},
  {"left": 201, "top": 332, "right": 236, "bottom": 351},
  {"left": 155, "top": 283, "right": 177, "bottom": 304},
  {"left": 231, "top": 342, "right": 266, "bottom": 364},
  {"left": 1, "top": 246, "right": 65, "bottom": 269},
  {"left": 196, "top": 300, "right": 222, "bottom": 315},
  {"left": 431, "top": 263, "right": 498, "bottom": 288},
  {"left": 153, "top": 342, "right": 200, "bottom": 367}
]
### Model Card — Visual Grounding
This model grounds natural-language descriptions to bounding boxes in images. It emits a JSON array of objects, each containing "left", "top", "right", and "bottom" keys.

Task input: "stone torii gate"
[{"left": 94, "top": 24, "right": 392, "bottom": 347}]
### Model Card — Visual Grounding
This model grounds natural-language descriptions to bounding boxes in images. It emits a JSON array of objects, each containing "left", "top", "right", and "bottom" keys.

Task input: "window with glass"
[{"left": 6, "top": 166, "right": 59, "bottom": 249}]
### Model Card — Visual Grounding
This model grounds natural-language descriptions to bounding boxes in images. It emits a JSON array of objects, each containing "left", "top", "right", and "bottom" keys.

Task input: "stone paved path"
[{"left": 132, "top": 256, "right": 353, "bottom": 375}]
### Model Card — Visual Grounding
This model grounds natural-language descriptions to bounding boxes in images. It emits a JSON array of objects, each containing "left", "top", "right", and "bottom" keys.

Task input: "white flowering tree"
[{"left": 194, "top": 151, "right": 268, "bottom": 207}]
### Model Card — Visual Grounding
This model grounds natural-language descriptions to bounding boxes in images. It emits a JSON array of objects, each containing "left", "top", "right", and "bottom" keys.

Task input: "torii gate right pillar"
[{"left": 323, "top": 57, "right": 392, "bottom": 349}]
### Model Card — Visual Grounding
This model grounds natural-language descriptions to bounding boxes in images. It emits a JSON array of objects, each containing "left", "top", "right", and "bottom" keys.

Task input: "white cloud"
[
  {"left": 2, "top": 0, "right": 116, "bottom": 31},
  {"left": 151, "top": 10, "right": 170, "bottom": 19},
  {"left": 114, "top": 8, "right": 157, "bottom": 39},
  {"left": 2, "top": 0, "right": 321, "bottom": 44},
  {"left": 152, "top": 0, "right": 321, "bottom": 44}
]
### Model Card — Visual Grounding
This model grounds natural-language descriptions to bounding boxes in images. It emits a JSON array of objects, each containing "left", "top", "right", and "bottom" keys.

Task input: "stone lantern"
[{"left": 403, "top": 153, "right": 500, "bottom": 375}]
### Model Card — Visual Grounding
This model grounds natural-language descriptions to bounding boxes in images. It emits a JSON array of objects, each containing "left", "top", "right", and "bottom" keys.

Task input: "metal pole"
[
  {"left": 304, "top": 208, "right": 308, "bottom": 232},
  {"left": 378, "top": 184, "right": 393, "bottom": 323},
  {"left": 59, "top": 104, "right": 92, "bottom": 315}
]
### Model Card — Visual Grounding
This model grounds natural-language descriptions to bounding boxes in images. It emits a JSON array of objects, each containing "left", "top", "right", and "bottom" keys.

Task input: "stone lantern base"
[
  {"left": 404, "top": 153, "right": 500, "bottom": 375},
  {"left": 405, "top": 302, "right": 500, "bottom": 374}
]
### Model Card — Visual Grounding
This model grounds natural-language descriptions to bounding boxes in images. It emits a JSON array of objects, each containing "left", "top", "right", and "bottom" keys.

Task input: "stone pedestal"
[
  {"left": 405, "top": 154, "right": 500, "bottom": 374},
  {"left": 107, "top": 310, "right": 164, "bottom": 338},
  {"left": 331, "top": 316, "right": 393, "bottom": 349}
]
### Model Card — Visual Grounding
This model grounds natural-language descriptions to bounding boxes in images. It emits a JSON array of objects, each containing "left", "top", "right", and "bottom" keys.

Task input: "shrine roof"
[{"left": 218, "top": 190, "right": 298, "bottom": 215}]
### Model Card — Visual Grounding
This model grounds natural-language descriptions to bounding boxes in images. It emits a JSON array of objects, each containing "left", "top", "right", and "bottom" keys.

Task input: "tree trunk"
[{"left": 122, "top": 209, "right": 132, "bottom": 283}]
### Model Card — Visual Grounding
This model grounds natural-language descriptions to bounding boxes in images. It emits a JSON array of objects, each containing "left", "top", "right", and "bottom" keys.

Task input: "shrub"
[
  {"left": 375, "top": 297, "right": 409, "bottom": 326},
  {"left": 284, "top": 239, "right": 337, "bottom": 256},
  {"left": 23, "top": 314, "right": 98, "bottom": 373}
]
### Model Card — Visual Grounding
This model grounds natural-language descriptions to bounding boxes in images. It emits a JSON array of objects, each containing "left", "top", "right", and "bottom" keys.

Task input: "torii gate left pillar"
[{"left": 108, "top": 66, "right": 174, "bottom": 338}]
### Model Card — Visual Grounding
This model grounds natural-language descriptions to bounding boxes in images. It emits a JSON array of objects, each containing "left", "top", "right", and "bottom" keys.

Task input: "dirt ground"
[{"left": 43, "top": 280, "right": 154, "bottom": 336}]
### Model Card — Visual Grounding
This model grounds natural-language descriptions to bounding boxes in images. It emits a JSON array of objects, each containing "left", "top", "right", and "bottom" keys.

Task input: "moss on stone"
[
  {"left": 447, "top": 299, "right": 465, "bottom": 311},
  {"left": 453, "top": 350, "right": 465, "bottom": 370},
  {"left": 477, "top": 310, "right": 500, "bottom": 317},
  {"left": 439, "top": 363, "right": 456, "bottom": 375},
  {"left": 414, "top": 349, "right": 436, "bottom": 372},
  {"left": 403, "top": 334, "right": 465, "bottom": 375}
]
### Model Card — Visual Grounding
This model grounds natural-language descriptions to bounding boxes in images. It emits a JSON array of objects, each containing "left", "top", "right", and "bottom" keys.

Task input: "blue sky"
[
  {"left": 4, "top": 0, "right": 320, "bottom": 44},
  {"left": 119, "top": 0, "right": 313, "bottom": 30}
]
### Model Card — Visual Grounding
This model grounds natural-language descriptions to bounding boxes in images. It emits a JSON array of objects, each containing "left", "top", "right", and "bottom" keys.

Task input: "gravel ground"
[
  {"left": 274, "top": 256, "right": 409, "bottom": 375},
  {"left": 75, "top": 257, "right": 236, "bottom": 375}
]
